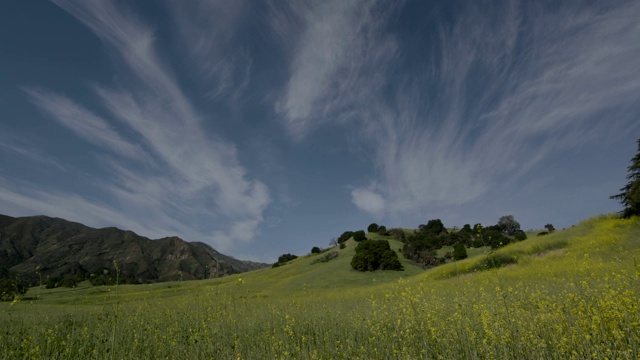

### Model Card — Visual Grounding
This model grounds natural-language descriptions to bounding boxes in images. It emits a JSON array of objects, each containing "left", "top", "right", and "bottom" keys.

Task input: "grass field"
[{"left": 2, "top": 214, "right": 639, "bottom": 359}]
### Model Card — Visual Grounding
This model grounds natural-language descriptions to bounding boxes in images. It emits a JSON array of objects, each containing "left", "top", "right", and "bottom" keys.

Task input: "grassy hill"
[{"left": 1, "top": 214, "right": 639, "bottom": 359}]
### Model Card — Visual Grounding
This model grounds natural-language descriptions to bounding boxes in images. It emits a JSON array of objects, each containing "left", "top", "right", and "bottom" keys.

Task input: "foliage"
[
  {"left": 272, "top": 253, "right": 298, "bottom": 268},
  {"left": 367, "top": 223, "right": 379, "bottom": 233},
  {"left": 311, "top": 246, "right": 321, "bottom": 254},
  {"left": 351, "top": 240, "right": 403, "bottom": 271},
  {"left": 0, "top": 277, "right": 28, "bottom": 301},
  {"left": 538, "top": 231, "right": 549, "bottom": 237},
  {"left": 377, "top": 225, "right": 388, "bottom": 236},
  {"left": 544, "top": 224, "right": 555, "bottom": 233},
  {"left": 2, "top": 216, "right": 638, "bottom": 359},
  {"left": 514, "top": 230, "right": 527, "bottom": 241},
  {"left": 611, "top": 138, "right": 640, "bottom": 218},
  {"left": 388, "top": 228, "right": 406, "bottom": 241},
  {"left": 418, "top": 219, "right": 447, "bottom": 237},
  {"left": 497, "top": 215, "right": 521, "bottom": 236},
  {"left": 452, "top": 243, "right": 468, "bottom": 260},
  {"left": 337, "top": 231, "right": 354, "bottom": 244},
  {"left": 311, "top": 251, "right": 339, "bottom": 265},
  {"left": 352, "top": 230, "right": 367, "bottom": 242}
]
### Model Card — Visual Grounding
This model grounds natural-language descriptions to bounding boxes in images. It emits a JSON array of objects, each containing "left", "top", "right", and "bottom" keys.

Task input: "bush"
[
  {"left": 452, "top": 243, "right": 468, "bottom": 260},
  {"left": 388, "top": 228, "right": 406, "bottom": 242},
  {"left": 514, "top": 230, "right": 527, "bottom": 241},
  {"left": 538, "top": 231, "right": 549, "bottom": 237},
  {"left": 377, "top": 226, "right": 388, "bottom": 236},
  {"left": 0, "top": 278, "right": 28, "bottom": 301},
  {"left": 278, "top": 253, "right": 298, "bottom": 263},
  {"left": 311, "top": 246, "right": 321, "bottom": 254},
  {"left": 367, "top": 223, "right": 379, "bottom": 233},
  {"left": 351, "top": 240, "right": 403, "bottom": 271},
  {"left": 339, "top": 243, "right": 346, "bottom": 249},
  {"left": 353, "top": 230, "right": 367, "bottom": 242},
  {"left": 337, "top": 231, "right": 354, "bottom": 244},
  {"left": 311, "top": 251, "right": 339, "bottom": 265}
]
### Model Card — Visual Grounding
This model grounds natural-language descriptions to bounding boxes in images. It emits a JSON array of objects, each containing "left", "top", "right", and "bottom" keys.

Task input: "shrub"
[
  {"left": 377, "top": 226, "right": 388, "bottom": 236},
  {"left": 0, "top": 278, "right": 28, "bottom": 301},
  {"left": 353, "top": 230, "right": 367, "bottom": 242},
  {"left": 337, "top": 231, "right": 354, "bottom": 244},
  {"left": 538, "top": 231, "right": 549, "bottom": 237},
  {"left": 452, "top": 243, "right": 468, "bottom": 260},
  {"left": 278, "top": 253, "right": 298, "bottom": 263},
  {"left": 311, "top": 246, "right": 321, "bottom": 254},
  {"left": 339, "top": 243, "right": 346, "bottom": 249},
  {"left": 514, "top": 230, "right": 527, "bottom": 241},
  {"left": 311, "top": 251, "right": 339, "bottom": 264},
  {"left": 388, "top": 228, "right": 406, "bottom": 242},
  {"left": 367, "top": 223, "right": 379, "bottom": 233},
  {"left": 351, "top": 240, "right": 403, "bottom": 271}
]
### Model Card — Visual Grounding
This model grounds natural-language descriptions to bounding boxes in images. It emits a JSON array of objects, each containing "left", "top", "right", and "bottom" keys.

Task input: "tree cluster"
[
  {"left": 400, "top": 217, "right": 527, "bottom": 268},
  {"left": 350, "top": 240, "right": 403, "bottom": 271},
  {"left": 0, "top": 277, "right": 28, "bottom": 301},
  {"left": 272, "top": 253, "right": 299, "bottom": 268}
]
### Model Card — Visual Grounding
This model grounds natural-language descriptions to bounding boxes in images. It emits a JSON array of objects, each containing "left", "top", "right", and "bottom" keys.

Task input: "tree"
[
  {"left": 377, "top": 225, "right": 387, "bottom": 236},
  {"left": 611, "top": 138, "right": 640, "bottom": 218},
  {"left": 418, "top": 219, "right": 447, "bottom": 237},
  {"left": 353, "top": 230, "right": 367, "bottom": 242},
  {"left": 277, "top": 253, "right": 298, "bottom": 263},
  {"left": 497, "top": 215, "right": 521, "bottom": 236},
  {"left": 0, "top": 278, "right": 28, "bottom": 301},
  {"left": 311, "top": 246, "right": 321, "bottom": 254},
  {"left": 367, "top": 223, "right": 379, "bottom": 233},
  {"left": 452, "top": 243, "right": 468, "bottom": 260},
  {"left": 544, "top": 224, "right": 555, "bottom": 233},
  {"left": 337, "top": 231, "right": 354, "bottom": 244},
  {"left": 351, "top": 240, "right": 403, "bottom": 271}
]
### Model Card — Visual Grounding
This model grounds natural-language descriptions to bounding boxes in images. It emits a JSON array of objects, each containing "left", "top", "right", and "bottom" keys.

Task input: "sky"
[{"left": 1, "top": 0, "right": 639, "bottom": 263}]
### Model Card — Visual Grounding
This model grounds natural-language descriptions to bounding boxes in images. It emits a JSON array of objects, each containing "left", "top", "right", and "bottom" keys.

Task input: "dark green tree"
[
  {"left": 277, "top": 253, "right": 298, "bottom": 263},
  {"left": 311, "top": 246, "right": 321, "bottom": 254},
  {"left": 497, "top": 215, "right": 521, "bottom": 236},
  {"left": 353, "top": 230, "right": 367, "bottom": 242},
  {"left": 544, "top": 224, "right": 555, "bottom": 233},
  {"left": 337, "top": 231, "right": 354, "bottom": 244},
  {"left": 611, "top": 138, "right": 640, "bottom": 218},
  {"left": 452, "top": 243, "right": 468, "bottom": 260},
  {"left": 377, "top": 225, "right": 388, "bottom": 236},
  {"left": 0, "top": 278, "right": 28, "bottom": 301},
  {"left": 351, "top": 240, "right": 403, "bottom": 271},
  {"left": 367, "top": 223, "right": 380, "bottom": 233},
  {"left": 418, "top": 219, "right": 447, "bottom": 237}
]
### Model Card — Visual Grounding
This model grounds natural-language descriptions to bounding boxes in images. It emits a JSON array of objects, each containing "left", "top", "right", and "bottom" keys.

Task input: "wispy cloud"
[
  {"left": 22, "top": 87, "right": 144, "bottom": 160},
  {"left": 167, "top": 0, "right": 253, "bottom": 101},
  {"left": 30, "top": 0, "right": 272, "bottom": 250},
  {"left": 275, "top": 0, "right": 640, "bottom": 219},
  {"left": 272, "top": 0, "right": 401, "bottom": 139}
]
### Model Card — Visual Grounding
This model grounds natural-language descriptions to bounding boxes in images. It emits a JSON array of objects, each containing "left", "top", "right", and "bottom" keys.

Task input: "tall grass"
[{"left": 1, "top": 215, "right": 639, "bottom": 359}]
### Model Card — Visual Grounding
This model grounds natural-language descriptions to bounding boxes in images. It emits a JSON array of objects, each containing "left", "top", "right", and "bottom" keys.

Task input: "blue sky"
[{"left": 1, "top": 0, "right": 639, "bottom": 263}]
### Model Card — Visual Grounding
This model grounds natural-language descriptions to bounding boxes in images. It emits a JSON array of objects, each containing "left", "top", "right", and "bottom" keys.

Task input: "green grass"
[{"left": 2, "top": 214, "right": 640, "bottom": 359}]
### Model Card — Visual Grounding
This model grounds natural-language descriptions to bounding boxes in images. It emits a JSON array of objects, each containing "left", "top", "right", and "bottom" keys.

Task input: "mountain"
[{"left": 0, "top": 214, "right": 268, "bottom": 283}]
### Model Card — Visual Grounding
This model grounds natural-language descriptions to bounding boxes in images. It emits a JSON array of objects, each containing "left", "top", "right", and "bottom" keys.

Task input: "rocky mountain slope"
[{"left": 0, "top": 214, "right": 267, "bottom": 283}]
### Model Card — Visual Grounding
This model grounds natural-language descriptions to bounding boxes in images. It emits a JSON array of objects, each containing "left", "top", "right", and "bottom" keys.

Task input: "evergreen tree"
[{"left": 611, "top": 138, "right": 640, "bottom": 218}]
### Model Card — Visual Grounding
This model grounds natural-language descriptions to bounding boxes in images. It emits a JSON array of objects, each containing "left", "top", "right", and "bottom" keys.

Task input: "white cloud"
[
  {"left": 351, "top": 187, "right": 385, "bottom": 219},
  {"left": 22, "top": 88, "right": 144, "bottom": 160},
  {"left": 167, "top": 1, "right": 252, "bottom": 100},
  {"left": 38, "top": 0, "right": 271, "bottom": 250},
  {"left": 277, "top": 0, "right": 640, "bottom": 220},
  {"left": 272, "top": 0, "right": 400, "bottom": 139}
]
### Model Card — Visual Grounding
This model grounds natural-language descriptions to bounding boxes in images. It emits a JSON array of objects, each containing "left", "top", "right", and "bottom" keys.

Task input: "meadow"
[{"left": 1, "top": 215, "right": 639, "bottom": 359}]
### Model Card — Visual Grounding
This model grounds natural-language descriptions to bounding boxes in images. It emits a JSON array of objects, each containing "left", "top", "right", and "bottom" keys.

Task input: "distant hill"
[{"left": 0, "top": 214, "right": 267, "bottom": 283}]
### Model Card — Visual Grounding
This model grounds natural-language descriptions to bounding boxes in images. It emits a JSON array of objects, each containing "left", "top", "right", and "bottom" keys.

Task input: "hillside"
[
  {"left": 1, "top": 214, "right": 639, "bottom": 359},
  {"left": 0, "top": 214, "right": 267, "bottom": 283}
]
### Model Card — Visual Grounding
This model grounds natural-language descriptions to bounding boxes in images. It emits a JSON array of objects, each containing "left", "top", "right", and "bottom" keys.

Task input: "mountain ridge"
[{"left": 0, "top": 214, "right": 268, "bottom": 283}]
